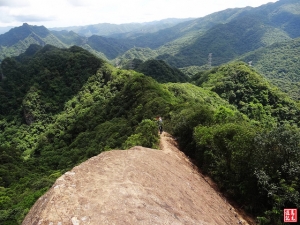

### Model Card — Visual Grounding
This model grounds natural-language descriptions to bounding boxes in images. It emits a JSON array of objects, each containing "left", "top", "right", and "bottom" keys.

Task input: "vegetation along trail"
[{"left": 22, "top": 132, "right": 253, "bottom": 225}]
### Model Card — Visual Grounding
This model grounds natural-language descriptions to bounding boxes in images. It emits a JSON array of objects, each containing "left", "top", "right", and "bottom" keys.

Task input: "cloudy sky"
[{"left": 0, "top": 0, "right": 278, "bottom": 28}]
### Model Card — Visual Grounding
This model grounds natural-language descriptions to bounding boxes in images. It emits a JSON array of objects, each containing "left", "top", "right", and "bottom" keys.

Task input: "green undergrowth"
[{"left": 0, "top": 46, "right": 299, "bottom": 224}]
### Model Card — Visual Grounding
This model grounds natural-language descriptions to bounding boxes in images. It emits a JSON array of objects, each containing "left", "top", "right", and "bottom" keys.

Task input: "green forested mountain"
[
  {"left": 0, "top": 0, "right": 299, "bottom": 70},
  {"left": 113, "top": 0, "right": 300, "bottom": 69},
  {"left": 0, "top": 24, "right": 133, "bottom": 62},
  {"left": 159, "top": 15, "right": 291, "bottom": 67},
  {"left": 0, "top": 23, "right": 67, "bottom": 61},
  {"left": 116, "top": 7, "right": 258, "bottom": 50},
  {"left": 0, "top": 24, "right": 109, "bottom": 62},
  {"left": 109, "top": 7, "right": 256, "bottom": 66},
  {"left": 0, "top": 44, "right": 103, "bottom": 121},
  {"left": 50, "top": 30, "right": 86, "bottom": 46},
  {"left": 0, "top": 45, "right": 203, "bottom": 223},
  {"left": 85, "top": 35, "right": 134, "bottom": 60},
  {"left": 1, "top": 45, "right": 300, "bottom": 224},
  {"left": 119, "top": 58, "right": 189, "bottom": 83},
  {"left": 239, "top": 37, "right": 300, "bottom": 100},
  {"left": 0, "top": 23, "right": 54, "bottom": 47},
  {"left": 135, "top": 59, "right": 189, "bottom": 83},
  {"left": 192, "top": 62, "right": 300, "bottom": 124},
  {"left": 115, "top": 47, "right": 159, "bottom": 64},
  {"left": 109, "top": 8, "right": 249, "bottom": 59},
  {"left": 264, "top": 0, "right": 300, "bottom": 38},
  {"left": 189, "top": 62, "right": 300, "bottom": 224}
]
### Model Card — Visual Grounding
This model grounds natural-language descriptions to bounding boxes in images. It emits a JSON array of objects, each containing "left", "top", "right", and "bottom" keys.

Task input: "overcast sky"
[{"left": 0, "top": 0, "right": 278, "bottom": 28}]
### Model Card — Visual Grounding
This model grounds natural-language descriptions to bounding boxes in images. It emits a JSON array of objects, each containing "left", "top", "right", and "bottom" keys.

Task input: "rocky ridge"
[{"left": 22, "top": 132, "right": 252, "bottom": 225}]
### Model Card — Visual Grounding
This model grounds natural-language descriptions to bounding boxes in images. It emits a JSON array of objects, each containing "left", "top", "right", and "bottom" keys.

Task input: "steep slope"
[
  {"left": 50, "top": 30, "right": 86, "bottom": 46},
  {"left": 0, "top": 23, "right": 51, "bottom": 46},
  {"left": 0, "top": 44, "right": 240, "bottom": 224},
  {"left": 86, "top": 35, "right": 134, "bottom": 59},
  {"left": 192, "top": 61, "right": 300, "bottom": 123},
  {"left": 0, "top": 23, "right": 67, "bottom": 61},
  {"left": 158, "top": 14, "right": 291, "bottom": 67},
  {"left": 0, "top": 24, "right": 109, "bottom": 62},
  {"left": 135, "top": 59, "right": 189, "bottom": 83},
  {"left": 239, "top": 37, "right": 300, "bottom": 100},
  {"left": 0, "top": 44, "right": 104, "bottom": 120},
  {"left": 22, "top": 133, "right": 251, "bottom": 225},
  {"left": 184, "top": 62, "right": 300, "bottom": 224},
  {"left": 116, "top": 0, "right": 300, "bottom": 67},
  {"left": 109, "top": 8, "right": 255, "bottom": 65},
  {"left": 2, "top": 45, "right": 300, "bottom": 224},
  {"left": 1, "top": 0, "right": 299, "bottom": 67},
  {"left": 264, "top": 0, "right": 300, "bottom": 38}
]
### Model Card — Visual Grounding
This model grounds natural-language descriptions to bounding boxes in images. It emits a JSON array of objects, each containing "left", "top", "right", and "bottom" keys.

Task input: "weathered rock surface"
[{"left": 22, "top": 133, "right": 251, "bottom": 225}]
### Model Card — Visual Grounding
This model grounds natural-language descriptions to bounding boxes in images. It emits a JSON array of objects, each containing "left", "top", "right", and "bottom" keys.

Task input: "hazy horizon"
[{"left": 0, "top": 0, "right": 278, "bottom": 29}]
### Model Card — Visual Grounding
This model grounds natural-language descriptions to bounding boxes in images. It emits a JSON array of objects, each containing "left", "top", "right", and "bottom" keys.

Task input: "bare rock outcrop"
[{"left": 23, "top": 133, "right": 251, "bottom": 225}]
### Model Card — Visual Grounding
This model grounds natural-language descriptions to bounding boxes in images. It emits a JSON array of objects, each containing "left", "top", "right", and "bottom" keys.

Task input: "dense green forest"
[
  {"left": 0, "top": 45, "right": 299, "bottom": 224},
  {"left": 239, "top": 38, "right": 300, "bottom": 100},
  {"left": 134, "top": 59, "right": 189, "bottom": 83},
  {"left": 157, "top": 15, "right": 291, "bottom": 68},
  {"left": 0, "top": 1, "right": 299, "bottom": 224},
  {"left": 188, "top": 63, "right": 300, "bottom": 224},
  {"left": 114, "top": 0, "right": 300, "bottom": 68},
  {"left": 0, "top": 23, "right": 67, "bottom": 61}
]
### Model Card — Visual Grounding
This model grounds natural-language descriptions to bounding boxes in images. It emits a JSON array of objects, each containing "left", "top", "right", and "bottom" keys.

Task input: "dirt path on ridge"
[
  {"left": 23, "top": 132, "right": 255, "bottom": 225},
  {"left": 159, "top": 132, "right": 255, "bottom": 224}
]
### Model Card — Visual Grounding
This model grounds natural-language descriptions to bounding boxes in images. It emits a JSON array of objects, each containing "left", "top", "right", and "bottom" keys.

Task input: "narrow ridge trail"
[
  {"left": 23, "top": 132, "right": 253, "bottom": 225},
  {"left": 159, "top": 132, "right": 254, "bottom": 224}
]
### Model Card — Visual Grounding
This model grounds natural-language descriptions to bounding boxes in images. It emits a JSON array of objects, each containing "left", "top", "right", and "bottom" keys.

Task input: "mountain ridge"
[
  {"left": 49, "top": 18, "right": 194, "bottom": 37},
  {"left": 22, "top": 133, "right": 252, "bottom": 225},
  {"left": 1, "top": 1, "right": 300, "bottom": 223},
  {"left": 1, "top": 0, "right": 299, "bottom": 69},
  {"left": 1, "top": 45, "right": 300, "bottom": 224}
]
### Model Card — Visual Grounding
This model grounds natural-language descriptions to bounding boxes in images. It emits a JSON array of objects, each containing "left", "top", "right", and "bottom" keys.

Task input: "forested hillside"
[
  {"left": 134, "top": 59, "right": 189, "bottom": 83},
  {"left": 0, "top": 45, "right": 168, "bottom": 223},
  {"left": 0, "top": 45, "right": 299, "bottom": 224},
  {"left": 0, "top": 24, "right": 109, "bottom": 62},
  {"left": 115, "top": 0, "right": 300, "bottom": 68},
  {"left": 192, "top": 62, "right": 300, "bottom": 124},
  {"left": 1, "top": 0, "right": 300, "bottom": 69},
  {"left": 159, "top": 15, "right": 291, "bottom": 67},
  {"left": 188, "top": 62, "right": 300, "bottom": 224},
  {"left": 239, "top": 37, "right": 300, "bottom": 100},
  {"left": 0, "top": 23, "right": 68, "bottom": 61},
  {"left": 86, "top": 35, "right": 134, "bottom": 60}
]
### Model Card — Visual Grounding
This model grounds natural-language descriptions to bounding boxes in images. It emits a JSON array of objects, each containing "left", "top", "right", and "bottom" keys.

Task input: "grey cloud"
[
  {"left": 0, "top": 0, "right": 30, "bottom": 7},
  {"left": 0, "top": 0, "right": 12, "bottom": 6},
  {"left": 13, "top": 14, "right": 56, "bottom": 22},
  {"left": 0, "top": 9, "right": 13, "bottom": 22}
]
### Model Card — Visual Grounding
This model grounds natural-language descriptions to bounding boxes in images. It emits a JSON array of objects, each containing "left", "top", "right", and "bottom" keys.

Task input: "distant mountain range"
[
  {"left": 1, "top": 0, "right": 299, "bottom": 63},
  {"left": 49, "top": 18, "right": 194, "bottom": 37},
  {"left": 0, "top": 0, "right": 300, "bottom": 98}
]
